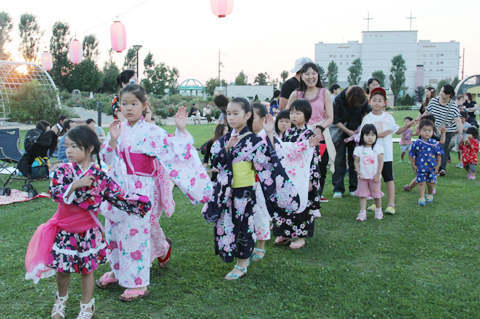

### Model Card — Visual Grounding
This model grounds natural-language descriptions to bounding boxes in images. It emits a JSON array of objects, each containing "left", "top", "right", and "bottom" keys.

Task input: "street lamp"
[{"left": 133, "top": 45, "right": 143, "bottom": 80}]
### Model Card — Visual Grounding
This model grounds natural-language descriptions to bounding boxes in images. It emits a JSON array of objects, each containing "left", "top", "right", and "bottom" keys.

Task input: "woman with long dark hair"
[{"left": 464, "top": 93, "right": 479, "bottom": 128}]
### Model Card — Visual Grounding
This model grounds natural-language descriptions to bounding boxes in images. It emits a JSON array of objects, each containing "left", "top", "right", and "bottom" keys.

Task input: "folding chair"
[{"left": 0, "top": 128, "right": 23, "bottom": 195}]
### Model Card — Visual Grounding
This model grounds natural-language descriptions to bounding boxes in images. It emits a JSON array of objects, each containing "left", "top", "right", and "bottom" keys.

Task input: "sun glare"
[{"left": 15, "top": 65, "right": 29, "bottom": 75}]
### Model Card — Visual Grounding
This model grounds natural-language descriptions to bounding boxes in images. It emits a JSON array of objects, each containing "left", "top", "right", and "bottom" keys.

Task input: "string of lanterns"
[{"left": 40, "top": 0, "right": 234, "bottom": 71}]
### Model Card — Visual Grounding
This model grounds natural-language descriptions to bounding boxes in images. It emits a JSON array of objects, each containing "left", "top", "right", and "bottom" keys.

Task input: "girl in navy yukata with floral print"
[
  {"left": 25, "top": 126, "right": 151, "bottom": 319},
  {"left": 202, "top": 97, "right": 302, "bottom": 280}
]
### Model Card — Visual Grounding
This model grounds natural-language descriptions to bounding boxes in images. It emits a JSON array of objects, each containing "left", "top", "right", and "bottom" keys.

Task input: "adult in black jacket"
[{"left": 331, "top": 86, "right": 371, "bottom": 198}]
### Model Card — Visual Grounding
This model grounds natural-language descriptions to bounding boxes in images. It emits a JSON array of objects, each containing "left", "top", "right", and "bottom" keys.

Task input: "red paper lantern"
[
  {"left": 210, "top": 0, "right": 234, "bottom": 18},
  {"left": 69, "top": 39, "right": 83, "bottom": 65},
  {"left": 41, "top": 51, "right": 53, "bottom": 71},
  {"left": 110, "top": 21, "right": 127, "bottom": 53}
]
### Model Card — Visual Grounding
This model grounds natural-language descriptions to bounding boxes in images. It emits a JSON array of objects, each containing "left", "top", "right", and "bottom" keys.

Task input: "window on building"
[
  {"left": 329, "top": 55, "right": 332, "bottom": 57},
  {"left": 440, "top": 61, "right": 444, "bottom": 64},
  {"left": 346, "top": 54, "right": 349, "bottom": 58},
  {"left": 436, "top": 54, "right": 440, "bottom": 57},
  {"left": 430, "top": 62, "right": 433, "bottom": 65},
  {"left": 339, "top": 62, "right": 343, "bottom": 65},
  {"left": 440, "top": 69, "right": 443, "bottom": 71},
  {"left": 423, "top": 54, "right": 427, "bottom": 57},
  {"left": 441, "top": 53, "right": 444, "bottom": 56},
  {"left": 346, "top": 62, "right": 349, "bottom": 66},
  {"left": 436, "top": 62, "right": 439, "bottom": 65},
  {"left": 340, "top": 54, "right": 343, "bottom": 58},
  {"left": 423, "top": 61, "right": 427, "bottom": 65},
  {"left": 352, "top": 54, "right": 355, "bottom": 57},
  {"left": 430, "top": 54, "right": 433, "bottom": 57},
  {"left": 333, "top": 55, "right": 336, "bottom": 58}
]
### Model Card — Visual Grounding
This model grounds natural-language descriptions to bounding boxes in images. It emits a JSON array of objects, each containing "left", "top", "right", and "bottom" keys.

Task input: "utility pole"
[
  {"left": 406, "top": 11, "right": 416, "bottom": 31},
  {"left": 133, "top": 45, "right": 143, "bottom": 80},
  {"left": 218, "top": 51, "right": 223, "bottom": 87},
  {"left": 364, "top": 12, "right": 373, "bottom": 31},
  {"left": 462, "top": 48, "right": 465, "bottom": 79}
]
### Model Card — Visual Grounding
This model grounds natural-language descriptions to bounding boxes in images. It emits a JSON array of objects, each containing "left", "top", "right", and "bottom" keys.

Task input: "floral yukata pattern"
[
  {"left": 202, "top": 126, "right": 300, "bottom": 263},
  {"left": 272, "top": 125, "right": 321, "bottom": 239},
  {"left": 101, "top": 118, "right": 212, "bottom": 288}
]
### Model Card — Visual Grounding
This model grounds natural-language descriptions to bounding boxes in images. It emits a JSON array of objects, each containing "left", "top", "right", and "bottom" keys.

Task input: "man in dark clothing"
[{"left": 279, "top": 57, "right": 313, "bottom": 110}]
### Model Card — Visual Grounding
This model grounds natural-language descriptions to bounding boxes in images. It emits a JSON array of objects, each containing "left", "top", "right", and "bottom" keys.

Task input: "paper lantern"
[
  {"left": 210, "top": 0, "right": 234, "bottom": 18},
  {"left": 69, "top": 39, "right": 83, "bottom": 65},
  {"left": 41, "top": 51, "right": 53, "bottom": 71},
  {"left": 110, "top": 21, "right": 127, "bottom": 53}
]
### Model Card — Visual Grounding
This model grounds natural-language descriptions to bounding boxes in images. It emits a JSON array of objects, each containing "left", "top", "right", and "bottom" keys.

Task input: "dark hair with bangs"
[
  {"left": 230, "top": 97, "right": 253, "bottom": 132},
  {"left": 252, "top": 103, "right": 268, "bottom": 119},
  {"left": 365, "top": 78, "right": 380, "bottom": 94},
  {"left": 466, "top": 127, "right": 479, "bottom": 140},
  {"left": 116, "top": 69, "right": 135, "bottom": 89},
  {"left": 441, "top": 84, "right": 455, "bottom": 99},
  {"left": 346, "top": 85, "right": 368, "bottom": 107},
  {"left": 66, "top": 125, "right": 101, "bottom": 167},
  {"left": 359, "top": 124, "right": 377, "bottom": 147},
  {"left": 290, "top": 99, "right": 312, "bottom": 124},
  {"left": 297, "top": 62, "right": 324, "bottom": 94},
  {"left": 420, "top": 114, "right": 436, "bottom": 125},
  {"left": 213, "top": 124, "right": 228, "bottom": 141},
  {"left": 119, "top": 84, "right": 147, "bottom": 104},
  {"left": 275, "top": 109, "right": 291, "bottom": 135},
  {"left": 418, "top": 119, "right": 435, "bottom": 131}
]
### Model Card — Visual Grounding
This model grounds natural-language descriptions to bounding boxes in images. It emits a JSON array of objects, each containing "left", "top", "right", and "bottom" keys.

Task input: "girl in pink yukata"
[
  {"left": 97, "top": 84, "right": 211, "bottom": 301},
  {"left": 353, "top": 124, "right": 385, "bottom": 221},
  {"left": 25, "top": 125, "right": 151, "bottom": 319}
]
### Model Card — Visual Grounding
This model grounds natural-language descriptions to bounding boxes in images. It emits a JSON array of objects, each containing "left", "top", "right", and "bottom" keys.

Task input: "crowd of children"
[{"left": 23, "top": 81, "right": 476, "bottom": 318}]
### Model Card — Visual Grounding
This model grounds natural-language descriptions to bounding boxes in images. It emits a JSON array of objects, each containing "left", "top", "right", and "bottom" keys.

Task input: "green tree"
[
  {"left": 168, "top": 66, "right": 180, "bottom": 95},
  {"left": 280, "top": 70, "right": 289, "bottom": 85},
  {"left": 271, "top": 78, "right": 279, "bottom": 91},
  {"left": 141, "top": 62, "right": 179, "bottom": 96},
  {"left": 0, "top": 12, "right": 13, "bottom": 60},
  {"left": 18, "top": 13, "right": 44, "bottom": 62},
  {"left": 49, "top": 21, "right": 72, "bottom": 90},
  {"left": 205, "top": 77, "right": 227, "bottom": 96},
  {"left": 100, "top": 59, "right": 119, "bottom": 93},
  {"left": 389, "top": 54, "right": 407, "bottom": 103},
  {"left": 347, "top": 58, "right": 363, "bottom": 86},
  {"left": 452, "top": 76, "right": 460, "bottom": 89},
  {"left": 7, "top": 80, "right": 63, "bottom": 124},
  {"left": 254, "top": 72, "right": 269, "bottom": 85},
  {"left": 67, "top": 59, "right": 103, "bottom": 92},
  {"left": 235, "top": 70, "right": 247, "bottom": 85},
  {"left": 143, "top": 51, "right": 155, "bottom": 74},
  {"left": 82, "top": 34, "right": 99, "bottom": 62},
  {"left": 123, "top": 47, "right": 137, "bottom": 70},
  {"left": 327, "top": 61, "right": 338, "bottom": 87},
  {"left": 316, "top": 64, "right": 327, "bottom": 85},
  {"left": 414, "top": 86, "right": 425, "bottom": 103},
  {"left": 371, "top": 70, "right": 386, "bottom": 87}
]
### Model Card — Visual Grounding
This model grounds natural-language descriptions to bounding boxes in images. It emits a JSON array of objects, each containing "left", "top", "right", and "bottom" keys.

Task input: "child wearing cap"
[{"left": 360, "top": 87, "right": 416, "bottom": 215}]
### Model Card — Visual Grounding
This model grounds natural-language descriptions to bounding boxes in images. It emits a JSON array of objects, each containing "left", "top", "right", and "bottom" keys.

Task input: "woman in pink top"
[{"left": 287, "top": 62, "right": 334, "bottom": 208}]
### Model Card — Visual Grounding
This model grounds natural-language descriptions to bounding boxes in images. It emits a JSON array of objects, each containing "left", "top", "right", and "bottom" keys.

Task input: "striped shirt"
[{"left": 426, "top": 97, "right": 461, "bottom": 132}]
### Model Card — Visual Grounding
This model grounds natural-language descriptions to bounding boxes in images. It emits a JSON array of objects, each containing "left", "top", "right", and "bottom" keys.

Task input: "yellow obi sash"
[{"left": 232, "top": 161, "right": 255, "bottom": 188}]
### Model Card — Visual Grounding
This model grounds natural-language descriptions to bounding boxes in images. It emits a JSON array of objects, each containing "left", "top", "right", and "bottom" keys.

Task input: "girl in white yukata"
[{"left": 97, "top": 84, "right": 212, "bottom": 301}]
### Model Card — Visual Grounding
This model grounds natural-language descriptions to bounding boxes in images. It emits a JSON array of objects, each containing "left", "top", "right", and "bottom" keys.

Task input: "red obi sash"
[{"left": 121, "top": 151, "right": 156, "bottom": 176}]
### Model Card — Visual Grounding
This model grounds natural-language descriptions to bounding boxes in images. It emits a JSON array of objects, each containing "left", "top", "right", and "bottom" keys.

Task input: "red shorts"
[{"left": 354, "top": 179, "right": 384, "bottom": 198}]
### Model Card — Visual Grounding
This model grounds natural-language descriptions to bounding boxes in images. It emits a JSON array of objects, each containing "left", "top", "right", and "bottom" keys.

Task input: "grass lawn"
[{"left": 1, "top": 114, "right": 479, "bottom": 318}]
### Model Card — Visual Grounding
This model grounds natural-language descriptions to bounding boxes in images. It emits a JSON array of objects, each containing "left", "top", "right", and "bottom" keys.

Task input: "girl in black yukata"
[{"left": 202, "top": 97, "right": 301, "bottom": 280}]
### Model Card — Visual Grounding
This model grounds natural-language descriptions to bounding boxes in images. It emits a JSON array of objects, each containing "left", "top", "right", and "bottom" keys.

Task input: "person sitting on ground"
[
  {"left": 203, "top": 104, "right": 213, "bottom": 123},
  {"left": 86, "top": 118, "right": 106, "bottom": 140},
  {"left": 189, "top": 103, "right": 201, "bottom": 125}
]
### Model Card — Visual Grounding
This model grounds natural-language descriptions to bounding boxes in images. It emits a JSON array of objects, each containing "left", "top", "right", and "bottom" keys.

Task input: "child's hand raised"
[
  {"left": 225, "top": 133, "right": 239, "bottom": 152},
  {"left": 263, "top": 114, "right": 275, "bottom": 134},
  {"left": 109, "top": 120, "right": 121, "bottom": 140},
  {"left": 175, "top": 106, "right": 188, "bottom": 134},
  {"left": 309, "top": 135, "right": 322, "bottom": 147}
]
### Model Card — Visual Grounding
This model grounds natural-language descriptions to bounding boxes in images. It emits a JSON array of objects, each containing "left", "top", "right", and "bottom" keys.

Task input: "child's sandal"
[
  {"left": 76, "top": 298, "right": 95, "bottom": 319},
  {"left": 51, "top": 291, "right": 68, "bottom": 319},
  {"left": 225, "top": 265, "right": 248, "bottom": 280},
  {"left": 250, "top": 248, "right": 266, "bottom": 262}
]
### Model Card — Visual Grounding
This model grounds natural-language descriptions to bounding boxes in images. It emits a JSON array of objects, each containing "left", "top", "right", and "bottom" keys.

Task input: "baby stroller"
[{"left": 0, "top": 127, "right": 57, "bottom": 198}]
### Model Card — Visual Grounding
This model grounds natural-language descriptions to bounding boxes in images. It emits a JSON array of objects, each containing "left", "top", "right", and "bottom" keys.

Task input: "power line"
[{"left": 77, "top": 0, "right": 150, "bottom": 36}]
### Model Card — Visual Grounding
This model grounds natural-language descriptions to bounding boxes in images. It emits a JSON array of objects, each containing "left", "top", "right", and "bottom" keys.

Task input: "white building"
[
  {"left": 226, "top": 85, "right": 274, "bottom": 101},
  {"left": 315, "top": 31, "right": 460, "bottom": 96}
]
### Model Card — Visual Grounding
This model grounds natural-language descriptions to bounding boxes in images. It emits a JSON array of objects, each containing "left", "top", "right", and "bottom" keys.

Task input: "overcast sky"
[{"left": 3, "top": 0, "right": 479, "bottom": 86}]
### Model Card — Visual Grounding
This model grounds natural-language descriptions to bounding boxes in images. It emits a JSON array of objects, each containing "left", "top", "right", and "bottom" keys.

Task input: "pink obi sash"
[
  {"left": 121, "top": 151, "right": 157, "bottom": 176},
  {"left": 25, "top": 203, "right": 99, "bottom": 283}
]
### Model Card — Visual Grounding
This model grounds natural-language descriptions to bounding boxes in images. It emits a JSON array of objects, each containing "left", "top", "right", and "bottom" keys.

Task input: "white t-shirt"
[
  {"left": 353, "top": 144, "right": 385, "bottom": 179},
  {"left": 361, "top": 112, "right": 399, "bottom": 162}
]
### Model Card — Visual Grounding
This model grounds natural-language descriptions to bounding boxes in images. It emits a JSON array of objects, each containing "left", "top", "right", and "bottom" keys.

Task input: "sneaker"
[
  {"left": 418, "top": 198, "right": 426, "bottom": 206},
  {"left": 468, "top": 175, "right": 476, "bottom": 180},
  {"left": 356, "top": 210, "right": 367, "bottom": 221},
  {"left": 456, "top": 163, "right": 463, "bottom": 168},
  {"left": 367, "top": 204, "right": 376, "bottom": 212},
  {"left": 403, "top": 184, "right": 410, "bottom": 192},
  {"left": 350, "top": 192, "right": 358, "bottom": 197},
  {"left": 385, "top": 205, "right": 396, "bottom": 214},
  {"left": 467, "top": 173, "right": 472, "bottom": 179},
  {"left": 375, "top": 208, "right": 383, "bottom": 220},
  {"left": 312, "top": 210, "right": 321, "bottom": 218},
  {"left": 399, "top": 160, "right": 404, "bottom": 163},
  {"left": 426, "top": 194, "right": 433, "bottom": 203},
  {"left": 320, "top": 196, "right": 329, "bottom": 203},
  {"left": 333, "top": 192, "right": 342, "bottom": 199},
  {"left": 439, "top": 170, "right": 446, "bottom": 177}
]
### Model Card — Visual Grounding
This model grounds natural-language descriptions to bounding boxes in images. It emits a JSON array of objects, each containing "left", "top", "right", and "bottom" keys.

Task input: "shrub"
[{"left": 7, "top": 81, "right": 75, "bottom": 124}]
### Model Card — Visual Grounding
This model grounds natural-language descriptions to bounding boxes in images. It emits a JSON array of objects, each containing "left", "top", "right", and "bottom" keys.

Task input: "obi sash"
[
  {"left": 121, "top": 151, "right": 156, "bottom": 176},
  {"left": 25, "top": 203, "right": 99, "bottom": 283},
  {"left": 232, "top": 161, "right": 255, "bottom": 188}
]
